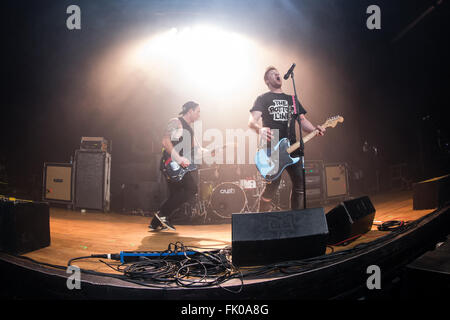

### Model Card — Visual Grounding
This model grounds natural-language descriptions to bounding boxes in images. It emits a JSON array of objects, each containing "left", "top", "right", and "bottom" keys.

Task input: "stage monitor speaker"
[
  {"left": 413, "top": 174, "right": 450, "bottom": 210},
  {"left": 232, "top": 208, "right": 329, "bottom": 267},
  {"left": 0, "top": 199, "right": 50, "bottom": 255},
  {"left": 74, "top": 150, "right": 111, "bottom": 211},
  {"left": 325, "top": 163, "right": 349, "bottom": 198},
  {"left": 42, "top": 162, "right": 73, "bottom": 204},
  {"left": 326, "top": 196, "right": 375, "bottom": 245}
]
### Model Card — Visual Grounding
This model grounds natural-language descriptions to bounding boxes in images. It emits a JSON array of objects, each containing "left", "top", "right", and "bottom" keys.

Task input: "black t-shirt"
[{"left": 250, "top": 92, "right": 307, "bottom": 150}]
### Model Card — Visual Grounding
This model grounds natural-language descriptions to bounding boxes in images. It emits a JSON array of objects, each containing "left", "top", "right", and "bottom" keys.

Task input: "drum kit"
[
  {"left": 168, "top": 141, "right": 292, "bottom": 223},
  {"left": 195, "top": 165, "right": 262, "bottom": 222},
  {"left": 174, "top": 163, "right": 291, "bottom": 223}
]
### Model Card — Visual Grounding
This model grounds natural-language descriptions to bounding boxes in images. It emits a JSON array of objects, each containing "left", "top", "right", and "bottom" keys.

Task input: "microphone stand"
[{"left": 288, "top": 71, "right": 307, "bottom": 209}]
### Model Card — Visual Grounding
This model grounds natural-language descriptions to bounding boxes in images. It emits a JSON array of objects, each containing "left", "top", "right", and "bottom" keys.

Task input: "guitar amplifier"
[
  {"left": 80, "top": 137, "right": 111, "bottom": 153},
  {"left": 325, "top": 163, "right": 349, "bottom": 199},
  {"left": 278, "top": 161, "right": 326, "bottom": 206},
  {"left": 305, "top": 160, "right": 325, "bottom": 202},
  {"left": 42, "top": 163, "right": 73, "bottom": 204},
  {"left": 74, "top": 150, "right": 111, "bottom": 211}
]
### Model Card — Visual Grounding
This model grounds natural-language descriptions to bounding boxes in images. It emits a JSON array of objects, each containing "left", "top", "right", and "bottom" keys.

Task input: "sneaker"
[
  {"left": 148, "top": 214, "right": 167, "bottom": 231},
  {"left": 150, "top": 225, "right": 168, "bottom": 231},
  {"left": 148, "top": 224, "right": 168, "bottom": 231},
  {"left": 154, "top": 213, "right": 176, "bottom": 231}
]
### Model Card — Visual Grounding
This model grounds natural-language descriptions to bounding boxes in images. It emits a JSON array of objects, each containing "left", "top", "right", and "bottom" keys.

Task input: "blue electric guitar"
[{"left": 255, "top": 115, "right": 344, "bottom": 181}]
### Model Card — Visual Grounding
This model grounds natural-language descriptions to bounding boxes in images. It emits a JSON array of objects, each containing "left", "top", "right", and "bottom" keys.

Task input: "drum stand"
[
  {"left": 195, "top": 167, "right": 215, "bottom": 223},
  {"left": 192, "top": 194, "right": 209, "bottom": 223},
  {"left": 171, "top": 195, "right": 209, "bottom": 224},
  {"left": 249, "top": 175, "right": 283, "bottom": 213}
]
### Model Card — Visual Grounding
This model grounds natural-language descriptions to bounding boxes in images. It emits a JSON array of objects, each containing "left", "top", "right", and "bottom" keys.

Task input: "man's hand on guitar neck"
[
  {"left": 298, "top": 114, "right": 326, "bottom": 136},
  {"left": 316, "top": 125, "right": 326, "bottom": 136}
]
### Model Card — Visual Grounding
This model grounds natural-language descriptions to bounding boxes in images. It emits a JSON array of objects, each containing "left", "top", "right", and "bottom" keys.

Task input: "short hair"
[
  {"left": 179, "top": 101, "right": 199, "bottom": 115},
  {"left": 264, "top": 66, "right": 277, "bottom": 83}
]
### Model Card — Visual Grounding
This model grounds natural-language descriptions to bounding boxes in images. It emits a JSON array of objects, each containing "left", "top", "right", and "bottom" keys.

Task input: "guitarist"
[
  {"left": 248, "top": 66, "right": 325, "bottom": 211},
  {"left": 149, "top": 101, "right": 202, "bottom": 231}
]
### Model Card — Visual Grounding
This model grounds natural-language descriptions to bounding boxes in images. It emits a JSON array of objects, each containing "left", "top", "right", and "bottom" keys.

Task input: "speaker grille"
[
  {"left": 232, "top": 208, "right": 329, "bottom": 266},
  {"left": 344, "top": 196, "right": 375, "bottom": 221},
  {"left": 43, "top": 163, "right": 73, "bottom": 203},
  {"left": 325, "top": 196, "right": 376, "bottom": 245},
  {"left": 74, "top": 151, "right": 110, "bottom": 210}
]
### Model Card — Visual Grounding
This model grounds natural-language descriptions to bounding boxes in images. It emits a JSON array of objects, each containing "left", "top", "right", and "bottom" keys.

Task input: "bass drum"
[{"left": 210, "top": 182, "right": 247, "bottom": 219}]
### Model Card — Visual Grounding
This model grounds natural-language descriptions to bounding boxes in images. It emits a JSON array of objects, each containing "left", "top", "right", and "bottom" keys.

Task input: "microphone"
[{"left": 283, "top": 63, "right": 296, "bottom": 80}]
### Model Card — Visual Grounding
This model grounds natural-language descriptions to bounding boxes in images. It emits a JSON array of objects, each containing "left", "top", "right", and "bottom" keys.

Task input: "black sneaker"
[
  {"left": 148, "top": 214, "right": 168, "bottom": 231},
  {"left": 148, "top": 225, "right": 168, "bottom": 231},
  {"left": 154, "top": 213, "right": 176, "bottom": 231}
]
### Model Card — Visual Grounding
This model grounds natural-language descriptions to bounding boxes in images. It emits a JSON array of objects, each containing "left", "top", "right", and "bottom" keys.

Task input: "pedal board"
[{"left": 118, "top": 250, "right": 200, "bottom": 263}]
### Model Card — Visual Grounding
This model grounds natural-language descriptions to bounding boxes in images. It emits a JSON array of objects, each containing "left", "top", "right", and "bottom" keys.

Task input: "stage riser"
[{"left": 1, "top": 206, "right": 448, "bottom": 300}]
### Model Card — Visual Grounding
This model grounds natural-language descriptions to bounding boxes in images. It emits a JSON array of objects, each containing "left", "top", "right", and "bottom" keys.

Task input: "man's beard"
[{"left": 272, "top": 82, "right": 282, "bottom": 89}]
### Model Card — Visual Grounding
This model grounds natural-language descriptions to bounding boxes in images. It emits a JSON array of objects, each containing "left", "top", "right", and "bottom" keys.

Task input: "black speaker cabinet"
[
  {"left": 0, "top": 199, "right": 50, "bottom": 255},
  {"left": 232, "top": 208, "right": 329, "bottom": 267},
  {"left": 74, "top": 150, "right": 111, "bottom": 211},
  {"left": 413, "top": 174, "right": 450, "bottom": 210},
  {"left": 42, "top": 162, "right": 73, "bottom": 204},
  {"left": 326, "top": 196, "right": 375, "bottom": 245}
]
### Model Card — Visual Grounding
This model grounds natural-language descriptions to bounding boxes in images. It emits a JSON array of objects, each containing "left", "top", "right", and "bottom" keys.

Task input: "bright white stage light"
[
  {"left": 131, "top": 25, "right": 261, "bottom": 96},
  {"left": 93, "top": 24, "right": 302, "bottom": 128}
]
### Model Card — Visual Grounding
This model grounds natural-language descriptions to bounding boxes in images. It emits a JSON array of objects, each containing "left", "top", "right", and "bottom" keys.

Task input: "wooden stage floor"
[{"left": 22, "top": 190, "right": 435, "bottom": 274}]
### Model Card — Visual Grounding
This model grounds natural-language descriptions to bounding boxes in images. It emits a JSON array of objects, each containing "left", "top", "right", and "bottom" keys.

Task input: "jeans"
[
  {"left": 260, "top": 161, "right": 305, "bottom": 211},
  {"left": 159, "top": 171, "right": 198, "bottom": 219}
]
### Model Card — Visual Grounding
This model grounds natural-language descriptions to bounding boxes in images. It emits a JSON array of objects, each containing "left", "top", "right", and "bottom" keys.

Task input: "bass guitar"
[
  {"left": 161, "top": 144, "right": 234, "bottom": 182},
  {"left": 255, "top": 115, "right": 344, "bottom": 182}
]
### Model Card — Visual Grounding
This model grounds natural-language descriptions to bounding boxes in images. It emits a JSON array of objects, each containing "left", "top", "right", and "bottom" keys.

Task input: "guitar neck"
[{"left": 286, "top": 130, "right": 318, "bottom": 154}]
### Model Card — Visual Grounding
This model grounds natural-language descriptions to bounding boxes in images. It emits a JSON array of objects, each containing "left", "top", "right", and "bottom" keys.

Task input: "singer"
[{"left": 248, "top": 66, "right": 326, "bottom": 211}]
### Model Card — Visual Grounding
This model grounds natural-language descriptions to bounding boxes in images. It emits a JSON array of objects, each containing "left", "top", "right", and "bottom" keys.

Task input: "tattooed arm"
[{"left": 161, "top": 118, "right": 191, "bottom": 167}]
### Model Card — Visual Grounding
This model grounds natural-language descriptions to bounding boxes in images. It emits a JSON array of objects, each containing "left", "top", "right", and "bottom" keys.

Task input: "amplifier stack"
[
  {"left": 305, "top": 160, "right": 325, "bottom": 203},
  {"left": 42, "top": 137, "right": 111, "bottom": 212},
  {"left": 277, "top": 161, "right": 350, "bottom": 207}
]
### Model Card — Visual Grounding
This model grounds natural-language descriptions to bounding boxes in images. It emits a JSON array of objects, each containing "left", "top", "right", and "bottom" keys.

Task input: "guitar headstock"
[{"left": 323, "top": 115, "right": 344, "bottom": 128}]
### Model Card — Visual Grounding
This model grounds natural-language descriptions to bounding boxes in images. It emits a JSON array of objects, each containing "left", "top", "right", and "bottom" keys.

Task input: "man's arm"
[
  {"left": 248, "top": 111, "right": 273, "bottom": 141},
  {"left": 296, "top": 114, "right": 325, "bottom": 136},
  {"left": 162, "top": 118, "right": 190, "bottom": 166}
]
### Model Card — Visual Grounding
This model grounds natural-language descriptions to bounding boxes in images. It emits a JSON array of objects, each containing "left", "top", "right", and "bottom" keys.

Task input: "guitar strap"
[
  {"left": 292, "top": 95, "right": 297, "bottom": 115},
  {"left": 285, "top": 95, "right": 298, "bottom": 141}
]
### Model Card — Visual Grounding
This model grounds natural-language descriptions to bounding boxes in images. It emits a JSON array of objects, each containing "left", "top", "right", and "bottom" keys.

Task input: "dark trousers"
[
  {"left": 260, "top": 161, "right": 305, "bottom": 211},
  {"left": 159, "top": 172, "right": 198, "bottom": 219}
]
